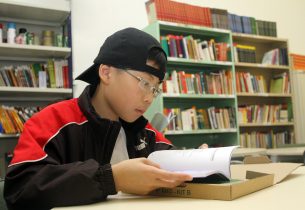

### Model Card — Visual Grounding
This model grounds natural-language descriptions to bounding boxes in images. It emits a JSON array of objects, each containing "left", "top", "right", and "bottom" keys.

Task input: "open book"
[{"left": 148, "top": 146, "right": 238, "bottom": 183}]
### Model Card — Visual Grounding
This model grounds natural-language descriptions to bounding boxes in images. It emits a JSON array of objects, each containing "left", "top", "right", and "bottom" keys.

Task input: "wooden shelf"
[
  {"left": 167, "top": 57, "right": 232, "bottom": 67},
  {"left": 158, "top": 21, "right": 231, "bottom": 35},
  {"left": 0, "top": 86, "right": 72, "bottom": 94},
  {"left": 235, "top": 62, "right": 289, "bottom": 70},
  {"left": 164, "top": 128, "right": 237, "bottom": 135},
  {"left": 0, "top": 1, "right": 70, "bottom": 24},
  {"left": 0, "top": 87, "right": 72, "bottom": 101},
  {"left": 237, "top": 93, "right": 292, "bottom": 98},
  {"left": 0, "top": 43, "right": 71, "bottom": 59},
  {"left": 232, "top": 33, "right": 288, "bottom": 44},
  {"left": 162, "top": 93, "right": 235, "bottom": 99},
  {"left": 239, "top": 122, "right": 294, "bottom": 127}
]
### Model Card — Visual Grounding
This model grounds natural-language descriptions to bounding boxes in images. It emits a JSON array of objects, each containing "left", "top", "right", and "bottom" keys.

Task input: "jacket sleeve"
[
  {"left": 4, "top": 160, "right": 116, "bottom": 210},
  {"left": 145, "top": 123, "right": 177, "bottom": 151},
  {"left": 4, "top": 115, "right": 117, "bottom": 210}
]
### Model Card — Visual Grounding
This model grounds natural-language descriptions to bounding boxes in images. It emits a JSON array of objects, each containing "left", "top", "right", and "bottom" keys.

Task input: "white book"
[
  {"left": 182, "top": 37, "right": 189, "bottom": 59},
  {"left": 38, "top": 71, "right": 47, "bottom": 88},
  {"left": 148, "top": 146, "right": 238, "bottom": 180},
  {"left": 181, "top": 109, "right": 192, "bottom": 131},
  {"left": 171, "top": 70, "right": 180, "bottom": 94}
]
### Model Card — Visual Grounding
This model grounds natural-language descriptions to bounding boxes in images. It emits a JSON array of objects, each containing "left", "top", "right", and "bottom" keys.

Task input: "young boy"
[{"left": 3, "top": 28, "right": 193, "bottom": 210}]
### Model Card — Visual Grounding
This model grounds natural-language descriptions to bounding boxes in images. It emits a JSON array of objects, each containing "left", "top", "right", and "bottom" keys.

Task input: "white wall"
[{"left": 71, "top": 0, "right": 305, "bottom": 97}]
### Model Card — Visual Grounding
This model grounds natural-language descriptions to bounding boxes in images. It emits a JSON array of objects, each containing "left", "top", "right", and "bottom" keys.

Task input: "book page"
[{"left": 148, "top": 146, "right": 238, "bottom": 179}]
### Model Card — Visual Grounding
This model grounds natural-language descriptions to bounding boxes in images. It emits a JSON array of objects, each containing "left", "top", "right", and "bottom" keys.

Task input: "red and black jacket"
[{"left": 4, "top": 85, "right": 173, "bottom": 210}]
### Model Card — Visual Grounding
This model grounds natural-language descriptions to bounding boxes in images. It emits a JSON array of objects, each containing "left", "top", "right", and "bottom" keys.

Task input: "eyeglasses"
[{"left": 124, "top": 70, "right": 162, "bottom": 98}]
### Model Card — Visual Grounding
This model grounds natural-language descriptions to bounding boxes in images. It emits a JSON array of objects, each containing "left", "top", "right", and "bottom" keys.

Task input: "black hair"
[{"left": 147, "top": 47, "right": 167, "bottom": 73}]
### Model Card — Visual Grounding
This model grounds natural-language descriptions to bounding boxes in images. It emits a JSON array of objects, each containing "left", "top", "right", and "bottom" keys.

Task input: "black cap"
[{"left": 76, "top": 27, "right": 167, "bottom": 85}]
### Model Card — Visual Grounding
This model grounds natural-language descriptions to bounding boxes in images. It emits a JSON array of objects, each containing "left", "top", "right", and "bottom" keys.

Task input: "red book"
[
  {"left": 242, "top": 72, "right": 249, "bottom": 92},
  {"left": 175, "top": 35, "right": 183, "bottom": 58},
  {"left": 62, "top": 65, "right": 69, "bottom": 88},
  {"left": 235, "top": 72, "right": 241, "bottom": 93},
  {"left": 206, "top": 8, "right": 212, "bottom": 27}
]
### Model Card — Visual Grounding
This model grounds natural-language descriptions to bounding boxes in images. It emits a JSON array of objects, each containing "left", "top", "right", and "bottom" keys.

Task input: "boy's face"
[{"left": 103, "top": 62, "right": 161, "bottom": 122}]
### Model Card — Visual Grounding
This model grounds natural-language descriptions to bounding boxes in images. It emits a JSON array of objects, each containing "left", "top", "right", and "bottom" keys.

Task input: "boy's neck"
[{"left": 91, "top": 85, "right": 119, "bottom": 121}]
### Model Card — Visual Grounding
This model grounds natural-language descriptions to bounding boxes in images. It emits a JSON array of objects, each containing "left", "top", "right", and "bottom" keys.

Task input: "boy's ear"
[{"left": 98, "top": 64, "right": 111, "bottom": 84}]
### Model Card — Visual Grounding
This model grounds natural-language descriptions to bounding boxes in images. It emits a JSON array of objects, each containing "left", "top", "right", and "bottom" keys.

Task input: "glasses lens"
[{"left": 138, "top": 79, "right": 161, "bottom": 98}]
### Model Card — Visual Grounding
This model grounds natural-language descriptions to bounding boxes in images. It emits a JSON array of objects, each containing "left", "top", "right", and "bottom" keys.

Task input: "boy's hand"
[
  {"left": 198, "top": 143, "right": 209, "bottom": 149},
  {"left": 112, "top": 158, "right": 193, "bottom": 195}
]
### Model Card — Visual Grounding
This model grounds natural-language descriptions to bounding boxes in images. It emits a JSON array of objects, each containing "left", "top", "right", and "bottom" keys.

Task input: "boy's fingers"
[
  {"left": 155, "top": 179, "right": 184, "bottom": 189},
  {"left": 143, "top": 158, "right": 192, "bottom": 182},
  {"left": 143, "top": 158, "right": 161, "bottom": 169},
  {"left": 153, "top": 168, "right": 193, "bottom": 182}
]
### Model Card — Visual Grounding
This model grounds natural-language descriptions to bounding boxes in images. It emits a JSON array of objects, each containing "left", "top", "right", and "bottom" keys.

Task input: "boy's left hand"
[{"left": 198, "top": 143, "right": 208, "bottom": 149}]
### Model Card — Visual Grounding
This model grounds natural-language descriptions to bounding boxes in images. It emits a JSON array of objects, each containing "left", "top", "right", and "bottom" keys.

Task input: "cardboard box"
[{"left": 151, "top": 157, "right": 301, "bottom": 200}]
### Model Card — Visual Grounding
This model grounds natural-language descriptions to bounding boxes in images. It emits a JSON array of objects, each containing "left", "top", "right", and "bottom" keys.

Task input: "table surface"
[
  {"left": 267, "top": 147, "right": 305, "bottom": 156},
  {"left": 54, "top": 166, "right": 305, "bottom": 210},
  {"left": 232, "top": 148, "right": 267, "bottom": 157}
]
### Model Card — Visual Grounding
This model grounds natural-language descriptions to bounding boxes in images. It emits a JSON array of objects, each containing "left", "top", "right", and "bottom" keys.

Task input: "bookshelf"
[
  {"left": 232, "top": 32, "right": 295, "bottom": 149},
  {"left": 0, "top": 0, "right": 72, "bottom": 178},
  {"left": 143, "top": 21, "right": 239, "bottom": 149},
  {"left": 0, "top": 42, "right": 71, "bottom": 58}
]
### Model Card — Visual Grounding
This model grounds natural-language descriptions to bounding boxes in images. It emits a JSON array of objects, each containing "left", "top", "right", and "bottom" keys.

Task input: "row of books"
[
  {"left": 0, "top": 106, "right": 41, "bottom": 134},
  {"left": 236, "top": 72, "right": 290, "bottom": 94},
  {"left": 161, "top": 35, "right": 229, "bottom": 61},
  {"left": 146, "top": 0, "right": 213, "bottom": 27},
  {"left": 229, "top": 14, "right": 277, "bottom": 37},
  {"left": 238, "top": 104, "right": 289, "bottom": 124},
  {"left": 163, "top": 106, "right": 236, "bottom": 131},
  {"left": 0, "top": 59, "right": 71, "bottom": 89},
  {"left": 163, "top": 70, "right": 233, "bottom": 95},
  {"left": 262, "top": 48, "right": 289, "bottom": 66},
  {"left": 146, "top": 0, "right": 277, "bottom": 37},
  {"left": 236, "top": 72, "right": 267, "bottom": 93},
  {"left": 291, "top": 53, "right": 305, "bottom": 70},
  {"left": 233, "top": 44, "right": 256, "bottom": 63},
  {"left": 240, "top": 131, "right": 294, "bottom": 149},
  {"left": 233, "top": 45, "right": 289, "bottom": 65}
]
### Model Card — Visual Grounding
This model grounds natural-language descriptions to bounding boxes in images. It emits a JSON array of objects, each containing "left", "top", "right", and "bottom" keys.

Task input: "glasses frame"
[{"left": 124, "top": 70, "right": 162, "bottom": 98}]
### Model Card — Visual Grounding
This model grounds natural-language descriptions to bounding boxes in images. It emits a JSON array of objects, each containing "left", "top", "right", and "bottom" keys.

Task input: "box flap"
[
  {"left": 243, "top": 156, "right": 272, "bottom": 164},
  {"left": 231, "top": 163, "right": 302, "bottom": 184},
  {"left": 230, "top": 172, "right": 274, "bottom": 199}
]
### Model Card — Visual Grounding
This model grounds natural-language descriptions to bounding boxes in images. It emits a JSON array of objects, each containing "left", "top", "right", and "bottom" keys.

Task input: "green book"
[
  {"left": 160, "top": 36, "right": 169, "bottom": 57},
  {"left": 249, "top": 17, "right": 257, "bottom": 35},
  {"left": 47, "top": 60, "right": 56, "bottom": 88},
  {"left": 270, "top": 77, "right": 283, "bottom": 93}
]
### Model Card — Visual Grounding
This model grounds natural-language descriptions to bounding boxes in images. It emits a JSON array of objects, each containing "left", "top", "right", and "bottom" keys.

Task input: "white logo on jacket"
[{"left": 135, "top": 137, "right": 148, "bottom": 151}]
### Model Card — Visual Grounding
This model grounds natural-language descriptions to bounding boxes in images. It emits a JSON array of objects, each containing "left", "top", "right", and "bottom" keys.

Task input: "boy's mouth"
[{"left": 135, "top": 109, "right": 145, "bottom": 114}]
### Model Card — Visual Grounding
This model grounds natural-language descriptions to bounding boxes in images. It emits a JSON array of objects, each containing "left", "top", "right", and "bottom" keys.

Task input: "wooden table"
[{"left": 54, "top": 167, "right": 305, "bottom": 210}]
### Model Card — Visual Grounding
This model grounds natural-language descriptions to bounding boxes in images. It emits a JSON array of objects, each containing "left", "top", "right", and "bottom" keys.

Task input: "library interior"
[{"left": 1, "top": 0, "right": 305, "bottom": 210}]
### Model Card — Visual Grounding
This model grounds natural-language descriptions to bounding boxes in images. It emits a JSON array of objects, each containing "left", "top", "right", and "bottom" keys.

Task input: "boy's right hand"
[{"left": 112, "top": 158, "right": 193, "bottom": 195}]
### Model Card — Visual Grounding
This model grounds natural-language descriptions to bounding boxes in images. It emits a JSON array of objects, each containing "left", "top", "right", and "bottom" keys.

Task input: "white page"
[{"left": 148, "top": 146, "right": 238, "bottom": 179}]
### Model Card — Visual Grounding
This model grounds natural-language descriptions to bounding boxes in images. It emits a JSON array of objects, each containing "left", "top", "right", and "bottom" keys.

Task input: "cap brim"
[{"left": 75, "top": 63, "right": 100, "bottom": 85}]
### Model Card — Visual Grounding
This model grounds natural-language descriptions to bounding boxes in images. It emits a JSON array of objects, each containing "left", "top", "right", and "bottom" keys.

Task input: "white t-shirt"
[{"left": 110, "top": 127, "right": 129, "bottom": 165}]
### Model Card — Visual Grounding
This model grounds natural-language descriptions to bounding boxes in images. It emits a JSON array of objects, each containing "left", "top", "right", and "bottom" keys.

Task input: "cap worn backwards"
[{"left": 76, "top": 27, "right": 167, "bottom": 85}]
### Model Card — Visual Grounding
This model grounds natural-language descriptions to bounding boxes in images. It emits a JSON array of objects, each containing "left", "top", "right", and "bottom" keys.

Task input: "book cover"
[{"left": 270, "top": 76, "right": 284, "bottom": 93}]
